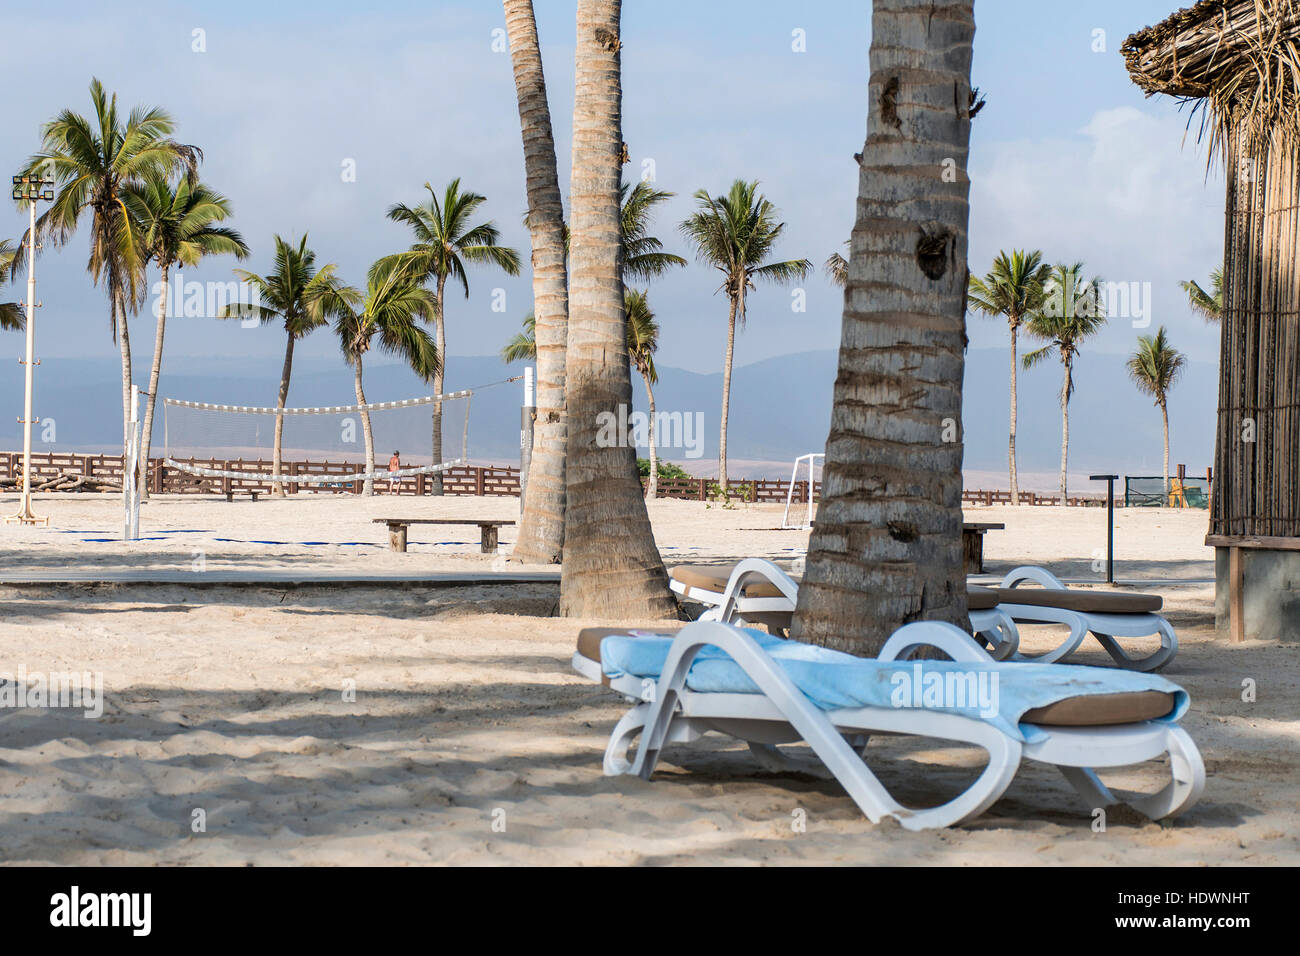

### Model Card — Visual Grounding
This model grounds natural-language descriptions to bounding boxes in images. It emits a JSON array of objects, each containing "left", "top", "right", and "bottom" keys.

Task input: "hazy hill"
[{"left": 0, "top": 345, "right": 1216, "bottom": 489}]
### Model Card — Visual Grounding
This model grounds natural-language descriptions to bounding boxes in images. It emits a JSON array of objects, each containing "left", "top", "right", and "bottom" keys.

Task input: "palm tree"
[
  {"left": 220, "top": 235, "right": 345, "bottom": 496},
  {"left": 328, "top": 257, "right": 439, "bottom": 496},
  {"left": 1128, "top": 327, "right": 1188, "bottom": 499},
  {"left": 1181, "top": 268, "right": 1222, "bottom": 322},
  {"left": 504, "top": 0, "right": 570, "bottom": 565},
  {"left": 1022, "top": 263, "right": 1108, "bottom": 505},
  {"left": 0, "top": 240, "right": 23, "bottom": 331},
  {"left": 501, "top": 312, "right": 537, "bottom": 363},
  {"left": 625, "top": 289, "right": 661, "bottom": 499},
  {"left": 621, "top": 181, "right": 687, "bottom": 279},
  {"left": 124, "top": 173, "right": 247, "bottom": 497},
  {"left": 20, "top": 78, "right": 199, "bottom": 459},
  {"left": 791, "top": 0, "right": 976, "bottom": 655},
  {"left": 562, "top": 0, "right": 676, "bottom": 618},
  {"left": 967, "top": 249, "right": 1052, "bottom": 504},
  {"left": 679, "top": 180, "right": 811, "bottom": 493},
  {"left": 387, "top": 179, "right": 520, "bottom": 494}
]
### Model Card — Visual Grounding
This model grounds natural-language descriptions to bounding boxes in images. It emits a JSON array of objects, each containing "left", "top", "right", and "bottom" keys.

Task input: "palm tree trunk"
[
  {"left": 116, "top": 281, "right": 134, "bottom": 459},
  {"left": 561, "top": 0, "right": 675, "bottom": 619},
  {"left": 506, "top": 0, "right": 569, "bottom": 564},
  {"left": 719, "top": 293, "right": 737, "bottom": 495},
  {"left": 791, "top": 0, "right": 974, "bottom": 655},
  {"left": 643, "top": 369, "right": 658, "bottom": 500},
  {"left": 431, "top": 273, "right": 447, "bottom": 495},
  {"left": 354, "top": 356, "right": 375, "bottom": 497},
  {"left": 1009, "top": 320, "right": 1020, "bottom": 504},
  {"left": 1161, "top": 398, "right": 1170, "bottom": 503},
  {"left": 273, "top": 332, "right": 295, "bottom": 498},
  {"left": 1059, "top": 361, "right": 1071, "bottom": 505},
  {"left": 137, "top": 264, "right": 168, "bottom": 500}
]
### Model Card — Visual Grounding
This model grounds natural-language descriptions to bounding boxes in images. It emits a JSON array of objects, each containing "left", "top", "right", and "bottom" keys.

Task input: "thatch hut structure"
[{"left": 1125, "top": 0, "right": 1300, "bottom": 641}]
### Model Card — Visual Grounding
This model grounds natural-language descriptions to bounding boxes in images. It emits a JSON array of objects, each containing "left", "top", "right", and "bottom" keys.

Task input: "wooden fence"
[
  {"left": 0, "top": 452, "right": 523, "bottom": 497},
  {"left": 0, "top": 451, "right": 1148, "bottom": 505}
]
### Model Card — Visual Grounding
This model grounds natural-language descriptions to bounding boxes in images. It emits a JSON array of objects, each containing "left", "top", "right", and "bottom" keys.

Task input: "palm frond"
[{"left": 501, "top": 312, "right": 537, "bottom": 363}]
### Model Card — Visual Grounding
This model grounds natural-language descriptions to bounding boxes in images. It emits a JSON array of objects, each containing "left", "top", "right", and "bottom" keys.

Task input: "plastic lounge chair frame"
[
  {"left": 996, "top": 566, "right": 1177, "bottom": 672},
  {"left": 572, "top": 620, "right": 1204, "bottom": 831},
  {"left": 670, "top": 558, "right": 1020, "bottom": 660}
]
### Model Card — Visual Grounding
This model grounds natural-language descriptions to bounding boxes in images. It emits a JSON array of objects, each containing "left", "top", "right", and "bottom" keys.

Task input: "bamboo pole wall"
[{"left": 1213, "top": 123, "right": 1300, "bottom": 539}]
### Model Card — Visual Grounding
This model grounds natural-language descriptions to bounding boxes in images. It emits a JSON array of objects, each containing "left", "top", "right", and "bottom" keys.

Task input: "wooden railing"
[{"left": 0, "top": 452, "right": 523, "bottom": 497}]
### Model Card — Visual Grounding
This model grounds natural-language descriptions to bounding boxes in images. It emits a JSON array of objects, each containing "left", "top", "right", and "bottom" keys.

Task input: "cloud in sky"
[{"left": 969, "top": 106, "right": 1225, "bottom": 362}]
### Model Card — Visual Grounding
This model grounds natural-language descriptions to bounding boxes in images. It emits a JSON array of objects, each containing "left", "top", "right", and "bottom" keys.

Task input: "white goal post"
[{"left": 781, "top": 452, "right": 824, "bottom": 530}]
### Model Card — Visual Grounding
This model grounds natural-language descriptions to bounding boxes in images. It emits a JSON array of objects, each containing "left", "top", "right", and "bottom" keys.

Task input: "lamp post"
[
  {"left": 1089, "top": 474, "right": 1119, "bottom": 585},
  {"left": 5, "top": 175, "right": 54, "bottom": 527}
]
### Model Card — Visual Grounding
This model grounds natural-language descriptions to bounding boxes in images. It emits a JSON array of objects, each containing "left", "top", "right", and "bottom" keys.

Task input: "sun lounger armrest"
[
  {"left": 877, "top": 621, "right": 995, "bottom": 663},
  {"left": 999, "top": 565, "right": 1067, "bottom": 591}
]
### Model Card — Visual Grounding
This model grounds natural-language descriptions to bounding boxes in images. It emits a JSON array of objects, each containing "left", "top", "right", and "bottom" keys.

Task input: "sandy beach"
[{"left": 0, "top": 492, "right": 1294, "bottom": 865}]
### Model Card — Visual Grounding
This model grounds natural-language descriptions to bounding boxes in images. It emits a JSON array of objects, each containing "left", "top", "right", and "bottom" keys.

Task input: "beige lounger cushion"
[
  {"left": 1022, "top": 690, "right": 1175, "bottom": 726},
  {"left": 669, "top": 565, "right": 787, "bottom": 599},
  {"left": 993, "top": 587, "right": 1162, "bottom": 614},
  {"left": 577, "top": 627, "right": 681, "bottom": 664},
  {"left": 576, "top": 628, "right": 1175, "bottom": 726}
]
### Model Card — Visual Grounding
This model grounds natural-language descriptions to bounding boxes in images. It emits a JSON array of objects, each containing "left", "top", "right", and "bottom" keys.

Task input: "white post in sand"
[
  {"left": 6, "top": 176, "right": 54, "bottom": 527},
  {"left": 124, "top": 385, "right": 142, "bottom": 541},
  {"left": 519, "top": 366, "right": 535, "bottom": 512}
]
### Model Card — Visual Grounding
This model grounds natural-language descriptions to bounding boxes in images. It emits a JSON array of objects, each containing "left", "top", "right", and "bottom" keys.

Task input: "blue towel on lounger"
[{"left": 600, "top": 630, "right": 1190, "bottom": 743}]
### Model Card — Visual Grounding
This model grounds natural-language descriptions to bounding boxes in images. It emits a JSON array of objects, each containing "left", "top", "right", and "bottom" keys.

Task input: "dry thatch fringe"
[{"left": 1123, "top": 0, "right": 1300, "bottom": 158}]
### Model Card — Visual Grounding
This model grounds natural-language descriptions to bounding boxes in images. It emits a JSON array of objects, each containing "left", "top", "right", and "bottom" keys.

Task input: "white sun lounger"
[
  {"left": 572, "top": 620, "right": 1204, "bottom": 831},
  {"left": 669, "top": 559, "right": 1177, "bottom": 671},
  {"left": 990, "top": 566, "right": 1178, "bottom": 671},
  {"left": 669, "top": 558, "right": 1020, "bottom": 660}
]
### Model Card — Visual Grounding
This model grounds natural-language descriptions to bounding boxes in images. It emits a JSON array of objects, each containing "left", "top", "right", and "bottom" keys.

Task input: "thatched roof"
[{"left": 1123, "top": 0, "right": 1300, "bottom": 150}]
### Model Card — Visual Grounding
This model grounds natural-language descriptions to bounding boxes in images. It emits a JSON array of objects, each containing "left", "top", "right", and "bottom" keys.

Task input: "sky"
[{"left": 0, "top": 1, "right": 1223, "bottom": 385}]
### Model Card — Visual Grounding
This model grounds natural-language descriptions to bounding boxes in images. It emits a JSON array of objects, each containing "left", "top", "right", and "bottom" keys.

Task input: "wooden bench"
[
  {"left": 225, "top": 489, "right": 260, "bottom": 502},
  {"left": 374, "top": 518, "right": 515, "bottom": 554},
  {"left": 962, "top": 522, "right": 1004, "bottom": 574}
]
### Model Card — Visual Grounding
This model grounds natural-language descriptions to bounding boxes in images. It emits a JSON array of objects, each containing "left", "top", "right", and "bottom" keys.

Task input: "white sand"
[{"left": 0, "top": 492, "right": 1294, "bottom": 865}]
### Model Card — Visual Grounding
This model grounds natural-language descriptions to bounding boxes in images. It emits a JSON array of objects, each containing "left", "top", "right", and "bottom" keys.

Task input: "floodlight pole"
[{"left": 6, "top": 181, "right": 52, "bottom": 527}]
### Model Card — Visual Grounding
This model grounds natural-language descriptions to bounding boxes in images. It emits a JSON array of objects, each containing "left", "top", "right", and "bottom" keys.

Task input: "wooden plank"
[
  {"left": 371, "top": 519, "right": 515, "bottom": 526},
  {"left": 1206, "top": 533, "right": 1300, "bottom": 551}
]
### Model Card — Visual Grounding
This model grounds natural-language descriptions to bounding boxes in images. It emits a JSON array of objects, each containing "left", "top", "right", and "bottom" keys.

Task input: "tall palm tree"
[
  {"left": 1180, "top": 268, "right": 1222, "bottom": 322},
  {"left": 220, "top": 235, "right": 345, "bottom": 496},
  {"left": 562, "top": 0, "right": 676, "bottom": 618},
  {"left": 625, "top": 289, "right": 661, "bottom": 499},
  {"left": 504, "top": 0, "right": 570, "bottom": 565},
  {"left": 328, "top": 257, "right": 438, "bottom": 496},
  {"left": 0, "top": 240, "right": 23, "bottom": 331},
  {"left": 387, "top": 179, "right": 520, "bottom": 494},
  {"left": 1022, "top": 263, "right": 1108, "bottom": 505},
  {"left": 124, "top": 173, "right": 248, "bottom": 497},
  {"left": 501, "top": 312, "right": 537, "bottom": 363},
  {"left": 1128, "top": 326, "right": 1188, "bottom": 499},
  {"left": 967, "top": 249, "right": 1052, "bottom": 504},
  {"left": 679, "top": 180, "right": 811, "bottom": 493},
  {"left": 791, "top": 0, "right": 976, "bottom": 655},
  {"left": 21, "top": 78, "right": 199, "bottom": 459}
]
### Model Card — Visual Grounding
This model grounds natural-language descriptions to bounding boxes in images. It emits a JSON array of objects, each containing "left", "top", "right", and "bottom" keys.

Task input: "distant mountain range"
[{"left": 0, "top": 346, "right": 1217, "bottom": 490}]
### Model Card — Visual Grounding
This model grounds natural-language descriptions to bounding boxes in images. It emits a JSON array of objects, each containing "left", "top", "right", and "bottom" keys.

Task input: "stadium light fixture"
[{"left": 4, "top": 178, "right": 55, "bottom": 526}]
